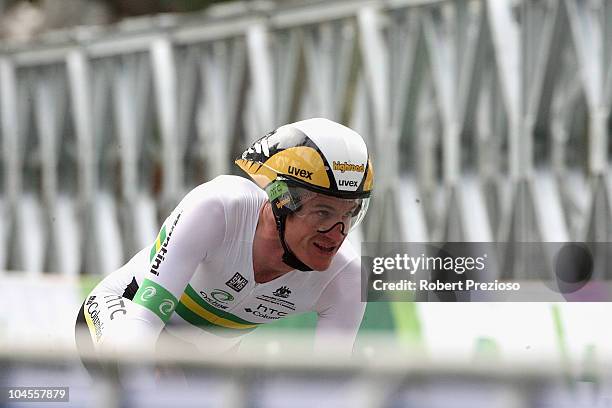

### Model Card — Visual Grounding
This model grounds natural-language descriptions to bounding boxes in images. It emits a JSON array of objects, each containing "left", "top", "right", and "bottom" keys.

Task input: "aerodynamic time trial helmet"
[{"left": 235, "top": 117, "right": 374, "bottom": 270}]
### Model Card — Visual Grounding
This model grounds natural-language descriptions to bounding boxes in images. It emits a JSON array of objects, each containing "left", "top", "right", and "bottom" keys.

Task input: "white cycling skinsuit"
[{"left": 76, "top": 175, "right": 365, "bottom": 357}]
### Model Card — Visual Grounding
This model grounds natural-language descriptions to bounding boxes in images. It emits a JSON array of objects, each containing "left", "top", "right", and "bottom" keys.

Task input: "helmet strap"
[{"left": 273, "top": 210, "right": 313, "bottom": 272}]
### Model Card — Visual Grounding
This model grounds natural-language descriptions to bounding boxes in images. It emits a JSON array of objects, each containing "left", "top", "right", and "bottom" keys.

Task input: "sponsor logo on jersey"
[
  {"left": 140, "top": 286, "right": 176, "bottom": 316},
  {"left": 85, "top": 296, "right": 104, "bottom": 342},
  {"left": 103, "top": 294, "right": 127, "bottom": 320},
  {"left": 256, "top": 294, "right": 296, "bottom": 311},
  {"left": 333, "top": 161, "right": 365, "bottom": 173},
  {"left": 200, "top": 289, "right": 234, "bottom": 310},
  {"left": 244, "top": 304, "right": 287, "bottom": 320},
  {"left": 133, "top": 279, "right": 178, "bottom": 323},
  {"left": 287, "top": 165, "right": 313, "bottom": 180},
  {"left": 338, "top": 179, "right": 358, "bottom": 187},
  {"left": 159, "top": 299, "right": 175, "bottom": 316},
  {"left": 200, "top": 289, "right": 234, "bottom": 309},
  {"left": 210, "top": 289, "right": 234, "bottom": 302},
  {"left": 273, "top": 286, "right": 291, "bottom": 298},
  {"left": 140, "top": 286, "right": 156, "bottom": 302},
  {"left": 150, "top": 212, "right": 183, "bottom": 276},
  {"left": 226, "top": 272, "right": 248, "bottom": 292}
]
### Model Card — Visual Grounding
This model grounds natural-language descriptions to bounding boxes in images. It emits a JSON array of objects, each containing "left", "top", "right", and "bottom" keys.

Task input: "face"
[{"left": 283, "top": 194, "right": 359, "bottom": 271}]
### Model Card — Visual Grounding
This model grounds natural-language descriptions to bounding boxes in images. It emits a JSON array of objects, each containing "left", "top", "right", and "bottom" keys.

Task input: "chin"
[{"left": 308, "top": 258, "right": 333, "bottom": 271}]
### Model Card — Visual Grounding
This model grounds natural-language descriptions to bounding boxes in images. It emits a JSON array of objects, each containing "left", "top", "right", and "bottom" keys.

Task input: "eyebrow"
[
  {"left": 312, "top": 203, "right": 336, "bottom": 211},
  {"left": 312, "top": 202, "right": 358, "bottom": 212}
]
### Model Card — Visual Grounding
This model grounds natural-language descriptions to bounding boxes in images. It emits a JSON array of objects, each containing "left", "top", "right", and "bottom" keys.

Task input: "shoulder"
[
  {"left": 204, "top": 175, "right": 262, "bottom": 194},
  {"left": 180, "top": 175, "right": 266, "bottom": 210},
  {"left": 177, "top": 175, "right": 266, "bottom": 240},
  {"left": 150, "top": 177, "right": 263, "bottom": 263}
]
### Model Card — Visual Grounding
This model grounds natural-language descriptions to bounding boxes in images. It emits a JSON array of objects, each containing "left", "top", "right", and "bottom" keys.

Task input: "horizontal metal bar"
[
  {"left": 1, "top": 328, "right": 588, "bottom": 381},
  {"left": 87, "top": 34, "right": 162, "bottom": 58},
  {"left": 271, "top": 0, "right": 377, "bottom": 28},
  {"left": 385, "top": 0, "right": 447, "bottom": 9},
  {"left": 272, "top": 0, "right": 446, "bottom": 28},
  {"left": 172, "top": 16, "right": 265, "bottom": 44},
  {"left": 0, "top": 0, "right": 453, "bottom": 63},
  {"left": 11, "top": 46, "right": 75, "bottom": 66}
]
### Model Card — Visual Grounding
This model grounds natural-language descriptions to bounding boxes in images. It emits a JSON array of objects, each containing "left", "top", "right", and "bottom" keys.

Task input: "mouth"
[{"left": 313, "top": 242, "right": 337, "bottom": 254}]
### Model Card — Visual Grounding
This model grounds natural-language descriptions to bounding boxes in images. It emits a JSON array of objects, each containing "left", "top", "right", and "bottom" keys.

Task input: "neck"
[{"left": 252, "top": 203, "right": 293, "bottom": 283}]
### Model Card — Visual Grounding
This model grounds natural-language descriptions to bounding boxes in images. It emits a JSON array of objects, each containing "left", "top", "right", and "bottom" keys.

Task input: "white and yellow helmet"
[
  {"left": 236, "top": 118, "right": 374, "bottom": 270},
  {"left": 236, "top": 117, "right": 374, "bottom": 198}
]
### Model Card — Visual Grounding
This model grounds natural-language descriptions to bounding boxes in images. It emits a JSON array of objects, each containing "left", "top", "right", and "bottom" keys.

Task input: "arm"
[
  {"left": 313, "top": 258, "right": 366, "bottom": 357},
  {"left": 104, "top": 188, "right": 226, "bottom": 352}
]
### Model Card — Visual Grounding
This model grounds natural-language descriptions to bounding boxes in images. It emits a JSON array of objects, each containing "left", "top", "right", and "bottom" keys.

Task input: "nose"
[{"left": 318, "top": 221, "right": 347, "bottom": 240}]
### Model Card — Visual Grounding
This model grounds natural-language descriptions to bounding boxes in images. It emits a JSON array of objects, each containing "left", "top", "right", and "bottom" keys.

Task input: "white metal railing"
[
  {"left": 2, "top": 329, "right": 611, "bottom": 408},
  {"left": 0, "top": 0, "right": 610, "bottom": 277}
]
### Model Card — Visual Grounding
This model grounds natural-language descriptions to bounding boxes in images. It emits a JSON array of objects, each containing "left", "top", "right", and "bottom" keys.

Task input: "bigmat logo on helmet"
[{"left": 150, "top": 212, "right": 183, "bottom": 276}]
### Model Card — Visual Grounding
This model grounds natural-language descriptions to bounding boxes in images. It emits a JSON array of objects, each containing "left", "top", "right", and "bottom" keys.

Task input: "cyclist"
[{"left": 75, "top": 117, "right": 374, "bottom": 364}]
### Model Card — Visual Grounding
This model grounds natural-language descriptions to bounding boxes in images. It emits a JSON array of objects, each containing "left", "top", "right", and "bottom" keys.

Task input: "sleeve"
[
  {"left": 102, "top": 187, "right": 227, "bottom": 352},
  {"left": 313, "top": 258, "right": 366, "bottom": 358}
]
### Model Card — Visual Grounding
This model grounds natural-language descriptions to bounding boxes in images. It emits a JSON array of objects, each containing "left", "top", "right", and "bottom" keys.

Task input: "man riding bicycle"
[{"left": 75, "top": 117, "right": 374, "bottom": 365}]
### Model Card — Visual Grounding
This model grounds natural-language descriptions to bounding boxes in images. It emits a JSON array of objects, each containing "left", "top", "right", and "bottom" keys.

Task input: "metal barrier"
[
  {"left": 0, "top": 0, "right": 611, "bottom": 276},
  {"left": 1, "top": 330, "right": 611, "bottom": 408}
]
